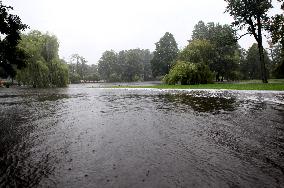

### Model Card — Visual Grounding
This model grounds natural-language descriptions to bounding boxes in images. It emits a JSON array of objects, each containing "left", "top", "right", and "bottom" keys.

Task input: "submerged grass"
[{"left": 112, "top": 80, "right": 284, "bottom": 91}]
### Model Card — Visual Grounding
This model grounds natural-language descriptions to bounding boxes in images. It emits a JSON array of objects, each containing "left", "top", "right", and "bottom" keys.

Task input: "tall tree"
[
  {"left": 243, "top": 43, "right": 270, "bottom": 79},
  {"left": 268, "top": 0, "right": 284, "bottom": 77},
  {"left": 141, "top": 49, "right": 153, "bottom": 81},
  {"left": 70, "top": 54, "right": 88, "bottom": 81},
  {"left": 239, "top": 48, "right": 249, "bottom": 79},
  {"left": 151, "top": 32, "right": 178, "bottom": 77},
  {"left": 0, "top": 1, "right": 28, "bottom": 78},
  {"left": 224, "top": 0, "right": 272, "bottom": 83},
  {"left": 192, "top": 21, "right": 208, "bottom": 40},
  {"left": 98, "top": 50, "right": 118, "bottom": 81},
  {"left": 67, "top": 59, "right": 99, "bottom": 83},
  {"left": 270, "top": 43, "right": 284, "bottom": 78},
  {"left": 191, "top": 21, "right": 239, "bottom": 81},
  {"left": 124, "top": 49, "right": 144, "bottom": 81}
]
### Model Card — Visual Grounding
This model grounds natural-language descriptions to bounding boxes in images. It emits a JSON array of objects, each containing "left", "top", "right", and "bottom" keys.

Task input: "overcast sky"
[{"left": 6, "top": 0, "right": 266, "bottom": 64}]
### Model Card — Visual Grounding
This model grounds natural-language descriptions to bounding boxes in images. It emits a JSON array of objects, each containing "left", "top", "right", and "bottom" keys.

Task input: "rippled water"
[{"left": 0, "top": 84, "right": 284, "bottom": 187}]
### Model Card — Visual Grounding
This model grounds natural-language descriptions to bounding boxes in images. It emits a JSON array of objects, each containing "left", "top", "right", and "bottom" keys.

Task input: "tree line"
[
  {"left": 99, "top": 20, "right": 283, "bottom": 85},
  {"left": 0, "top": 0, "right": 283, "bottom": 87},
  {"left": 157, "top": 0, "right": 284, "bottom": 84},
  {"left": 97, "top": 49, "right": 153, "bottom": 82},
  {"left": 98, "top": 0, "right": 283, "bottom": 85}
]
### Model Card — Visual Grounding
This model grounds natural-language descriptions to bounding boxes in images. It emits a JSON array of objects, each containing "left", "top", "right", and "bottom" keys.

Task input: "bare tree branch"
[{"left": 237, "top": 32, "right": 252, "bottom": 40}]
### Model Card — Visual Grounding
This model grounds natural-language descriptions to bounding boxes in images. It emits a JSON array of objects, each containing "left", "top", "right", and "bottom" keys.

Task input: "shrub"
[{"left": 163, "top": 61, "right": 213, "bottom": 85}]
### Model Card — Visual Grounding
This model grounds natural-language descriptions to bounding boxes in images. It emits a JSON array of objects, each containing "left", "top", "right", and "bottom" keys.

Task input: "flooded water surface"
[{"left": 0, "top": 84, "right": 284, "bottom": 187}]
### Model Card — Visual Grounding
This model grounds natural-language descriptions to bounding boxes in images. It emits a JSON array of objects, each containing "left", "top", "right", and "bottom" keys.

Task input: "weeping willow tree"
[{"left": 16, "top": 30, "right": 69, "bottom": 88}]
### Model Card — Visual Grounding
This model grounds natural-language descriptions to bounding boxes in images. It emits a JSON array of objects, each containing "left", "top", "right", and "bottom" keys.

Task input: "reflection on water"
[
  {"left": 159, "top": 92, "right": 237, "bottom": 113},
  {"left": 0, "top": 85, "right": 284, "bottom": 187}
]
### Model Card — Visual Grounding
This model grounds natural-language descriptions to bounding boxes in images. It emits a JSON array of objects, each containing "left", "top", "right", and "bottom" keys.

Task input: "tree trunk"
[
  {"left": 258, "top": 44, "right": 268, "bottom": 83},
  {"left": 257, "top": 15, "right": 268, "bottom": 83},
  {"left": 216, "top": 73, "right": 220, "bottom": 82}
]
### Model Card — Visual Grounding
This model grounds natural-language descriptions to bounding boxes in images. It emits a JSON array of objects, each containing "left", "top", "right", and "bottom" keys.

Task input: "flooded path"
[{"left": 0, "top": 84, "right": 284, "bottom": 187}]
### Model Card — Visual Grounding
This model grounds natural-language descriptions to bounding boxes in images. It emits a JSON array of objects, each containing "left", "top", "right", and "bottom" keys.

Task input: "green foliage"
[
  {"left": 192, "top": 21, "right": 208, "bottom": 40},
  {"left": 98, "top": 49, "right": 153, "bottom": 82},
  {"left": 70, "top": 54, "right": 87, "bottom": 80},
  {"left": 67, "top": 54, "right": 99, "bottom": 83},
  {"left": 179, "top": 39, "right": 215, "bottom": 65},
  {"left": 84, "top": 73, "right": 100, "bottom": 82},
  {"left": 191, "top": 21, "right": 239, "bottom": 81},
  {"left": 151, "top": 32, "right": 178, "bottom": 77},
  {"left": 224, "top": 0, "right": 272, "bottom": 31},
  {"left": 50, "top": 60, "right": 69, "bottom": 87},
  {"left": 163, "top": 61, "right": 213, "bottom": 85},
  {"left": 273, "top": 62, "right": 284, "bottom": 78},
  {"left": 224, "top": 0, "right": 273, "bottom": 83},
  {"left": 98, "top": 50, "right": 118, "bottom": 81},
  {"left": 269, "top": 13, "right": 284, "bottom": 46},
  {"left": 113, "top": 82, "right": 284, "bottom": 91},
  {"left": 166, "top": 22, "right": 239, "bottom": 86},
  {"left": 16, "top": 30, "right": 68, "bottom": 88},
  {"left": 124, "top": 49, "right": 144, "bottom": 81},
  {"left": 0, "top": 1, "right": 28, "bottom": 78},
  {"left": 269, "top": 3, "right": 284, "bottom": 78},
  {"left": 271, "top": 43, "right": 284, "bottom": 78},
  {"left": 271, "top": 43, "right": 283, "bottom": 65},
  {"left": 69, "top": 73, "right": 81, "bottom": 84},
  {"left": 192, "top": 21, "right": 237, "bottom": 46},
  {"left": 267, "top": 0, "right": 284, "bottom": 48},
  {"left": 240, "top": 44, "right": 270, "bottom": 80}
]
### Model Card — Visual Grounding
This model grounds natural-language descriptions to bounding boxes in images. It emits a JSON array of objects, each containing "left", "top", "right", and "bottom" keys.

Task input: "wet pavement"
[{"left": 0, "top": 84, "right": 284, "bottom": 187}]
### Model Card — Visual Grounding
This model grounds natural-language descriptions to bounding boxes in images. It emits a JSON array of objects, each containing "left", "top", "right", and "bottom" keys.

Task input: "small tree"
[{"left": 224, "top": 0, "right": 272, "bottom": 83}]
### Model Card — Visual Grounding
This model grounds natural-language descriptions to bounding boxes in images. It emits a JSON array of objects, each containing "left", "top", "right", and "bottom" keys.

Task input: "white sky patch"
[{"left": 5, "top": 0, "right": 279, "bottom": 64}]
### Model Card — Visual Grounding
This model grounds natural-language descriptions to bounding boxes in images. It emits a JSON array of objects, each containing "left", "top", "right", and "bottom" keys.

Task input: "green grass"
[
  {"left": 238, "top": 79, "right": 284, "bottom": 84},
  {"left": 112, "top": 80, "right": 284, "bottom": 91}
]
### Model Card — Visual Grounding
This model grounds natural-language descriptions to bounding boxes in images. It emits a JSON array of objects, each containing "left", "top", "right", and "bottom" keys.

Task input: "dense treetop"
[
  {"left": 0, "top": 0, "right": 28, "bottom": 78},
  {"left": 98, "top": 49, "right": 153, "bottom": 82},
  {"left": 151, "top": 32, "right": 179, "bottom": 78},
  {"left": 16, "top": 31, "right": 68, "bottom": 88}
]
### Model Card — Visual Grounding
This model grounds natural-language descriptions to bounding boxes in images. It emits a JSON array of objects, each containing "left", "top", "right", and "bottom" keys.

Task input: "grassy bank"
[{"left": 112, "top": 80, "right": 284, "bottom": 91}]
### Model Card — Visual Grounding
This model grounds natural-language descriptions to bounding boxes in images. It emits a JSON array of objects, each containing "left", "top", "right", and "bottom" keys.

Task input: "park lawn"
[
  {"left": 238, "top": 79, "right": 284, "bottom": 84},
  {"left": 112, "top": 82, "right": 284, "bottom": 91}
]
